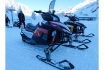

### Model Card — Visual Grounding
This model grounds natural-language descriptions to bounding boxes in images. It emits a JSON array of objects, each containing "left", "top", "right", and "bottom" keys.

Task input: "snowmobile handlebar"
[
  {"left": 67, "top": 16, "right": 79, "bottom": 21},
  {"left": 34, "top": 10, "right": 53, "bottom": 15},
  {"left": 34, "top": 10, "right": 43, "bottom": 13},
  {"left": 34, "top": 10, "right": 48, "bottom": 14}
]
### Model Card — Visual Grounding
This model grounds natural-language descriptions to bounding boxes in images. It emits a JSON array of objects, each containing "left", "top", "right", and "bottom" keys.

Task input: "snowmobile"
[
  {"left": 64, "top": 15, "right": 94, "bottom": 44},
  {"left": 20, "top": 10, "right": 73, "bottom": 52},
  {"left": 20, "top": 10, "right": 76, "bottom": 70}
]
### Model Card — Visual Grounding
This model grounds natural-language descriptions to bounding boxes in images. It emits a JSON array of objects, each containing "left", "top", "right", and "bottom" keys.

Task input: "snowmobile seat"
[
  {"left": 68, "top": 16, "right": 79, "bottom": 21},
  {"left": 26, "top": 23, "right": 37, "bottom": 32}
]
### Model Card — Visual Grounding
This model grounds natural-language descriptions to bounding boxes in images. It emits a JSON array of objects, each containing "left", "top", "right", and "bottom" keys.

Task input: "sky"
[{"left": 14, "top": 0, "right": 85, "bottom": 11}]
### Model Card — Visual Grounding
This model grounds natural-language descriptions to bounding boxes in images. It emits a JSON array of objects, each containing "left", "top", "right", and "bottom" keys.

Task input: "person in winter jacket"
[
  {"left": 5, "top": 14, "right": 10, "bottom": 26},
  {"left": 18, "top": 11, "right": 25, "bottom": 28}
]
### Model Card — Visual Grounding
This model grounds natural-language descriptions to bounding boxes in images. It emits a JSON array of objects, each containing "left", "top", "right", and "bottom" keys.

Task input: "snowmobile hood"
[{"left": 49, "top": 21, "right": 72, "bottom": 34}]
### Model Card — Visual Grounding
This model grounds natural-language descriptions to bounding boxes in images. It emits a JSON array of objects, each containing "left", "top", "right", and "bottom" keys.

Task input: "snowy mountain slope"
[
  {"left": 5, "top": 0, "right": 32, "bottom": 16},
  {"left": 51, "top": 0, "right": 99, "bottom": 21},
  {"left": 71, "top": 0, "right": 98, "bottom": 17}
]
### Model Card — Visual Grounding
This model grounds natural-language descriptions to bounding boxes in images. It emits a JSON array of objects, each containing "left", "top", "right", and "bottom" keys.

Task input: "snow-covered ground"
[{"left": 6, "top": 16, "right": 98, "bottom": 70}]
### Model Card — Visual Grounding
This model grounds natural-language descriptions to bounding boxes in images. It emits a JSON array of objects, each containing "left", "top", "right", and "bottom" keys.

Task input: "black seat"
[{"left": 26, "top": 23, "right": 36, "bottom": 32}]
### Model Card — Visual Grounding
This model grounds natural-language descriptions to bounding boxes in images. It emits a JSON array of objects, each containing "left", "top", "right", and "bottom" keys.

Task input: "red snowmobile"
[{"left": 20, "top": 10, "right": 73, "bottom": 51}]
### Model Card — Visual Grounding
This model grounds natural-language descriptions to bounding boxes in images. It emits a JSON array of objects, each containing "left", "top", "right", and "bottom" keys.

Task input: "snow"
[
  {"left": 6, "top": 15, "right": 98, "bottom": 70},
  {"left": 5, "top": 0, "right": 99, "bottom": 70}
]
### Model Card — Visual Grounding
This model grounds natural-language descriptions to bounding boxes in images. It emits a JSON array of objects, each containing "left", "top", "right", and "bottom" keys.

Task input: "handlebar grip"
[{"left": 34, "top": 10, "right": 42, "bottom": 13}]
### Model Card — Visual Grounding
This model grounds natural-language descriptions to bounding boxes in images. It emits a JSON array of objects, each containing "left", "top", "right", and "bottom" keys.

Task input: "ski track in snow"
[{"left": 6, "top": 20, "right": 98, "bottom": 70}]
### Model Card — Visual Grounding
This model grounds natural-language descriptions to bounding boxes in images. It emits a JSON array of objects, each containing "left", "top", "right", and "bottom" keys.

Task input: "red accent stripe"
[
  {"left": 50, "top": 34, "right": 56, "bottom": 45},
  {"left": 33, "top": 27, "right": 48, "bottom": 37},
  {"left": 38, "top": 28, "right": 48, "bottom": 34},
  {"left": 50, "top": 23, "right": 62, "bottom": 30}
]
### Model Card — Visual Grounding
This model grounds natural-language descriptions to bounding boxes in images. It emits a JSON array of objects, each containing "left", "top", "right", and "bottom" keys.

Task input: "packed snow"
[{"left": 6, "top": 15, "right": 98, "bottom": 70}]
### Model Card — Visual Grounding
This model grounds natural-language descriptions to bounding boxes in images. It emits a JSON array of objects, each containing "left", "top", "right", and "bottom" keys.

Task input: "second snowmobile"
[{"left": 64, "top": 14, "right": 94, "bottom": 43}]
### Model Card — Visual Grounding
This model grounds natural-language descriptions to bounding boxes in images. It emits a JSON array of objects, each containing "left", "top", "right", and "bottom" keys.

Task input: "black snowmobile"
[{"left": 64, "top": 15, "right": 94, "bottom": 44}]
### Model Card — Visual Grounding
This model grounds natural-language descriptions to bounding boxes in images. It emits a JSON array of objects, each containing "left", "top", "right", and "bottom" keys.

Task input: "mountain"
[
  {"left": 71, "top": 0, "right": 98, "bottom": 17},
  {"left": 53, "top": 0, "right": 98, "bottom": 19},
  {"left": 5, "top": 0, "right": 32, "bottom": 16},
  {"left": 5, "top": 0, "right": 98, "bottom": 17}
]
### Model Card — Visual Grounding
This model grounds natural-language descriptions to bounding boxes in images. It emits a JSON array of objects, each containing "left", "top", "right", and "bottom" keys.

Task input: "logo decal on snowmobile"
[{"left": 34, "top": 27, "right": 48, "bottom": 37}]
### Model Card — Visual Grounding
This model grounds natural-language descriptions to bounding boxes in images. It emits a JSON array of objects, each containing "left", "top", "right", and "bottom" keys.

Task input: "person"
[
  {"left": 5, "top": 14, "right": 10, "bottom": 26},
  {"left": 18, "top": 11, "right": 25, "bottom": 28}
]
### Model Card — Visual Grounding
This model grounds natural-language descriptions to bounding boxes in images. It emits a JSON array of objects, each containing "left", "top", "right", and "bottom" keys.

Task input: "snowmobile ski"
[
  {"left": 36, "top": 55, "right": 74, "bottom": 70},
  {"left": 63, "top": 43, "right": 88, "bottom": 50},
  {"left": 73, "top": 39, "right": 91, "bottom": 44},
  {"left": 79, "top": 33, "right": 95, "bottom": 37}
]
